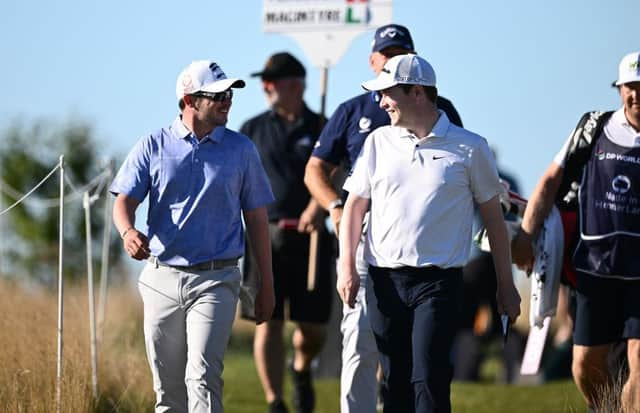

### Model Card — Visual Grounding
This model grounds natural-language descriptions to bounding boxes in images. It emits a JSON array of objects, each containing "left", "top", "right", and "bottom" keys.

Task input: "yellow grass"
[{"left": 0, "top": 278, "right": 154, "bottom": 412}]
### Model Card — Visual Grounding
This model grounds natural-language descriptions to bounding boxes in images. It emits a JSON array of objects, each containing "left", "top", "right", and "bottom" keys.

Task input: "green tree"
[{"left": 0, "top": 119, "right": 121, "bottom": 284}]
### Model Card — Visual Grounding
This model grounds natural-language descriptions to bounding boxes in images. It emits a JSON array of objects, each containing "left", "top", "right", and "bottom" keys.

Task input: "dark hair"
[
  {"left": 178, "top": 98, "right": 186, "bottom": 111},
  {"left": 400, "top": 84, "right": 437, "bottom": 104}
]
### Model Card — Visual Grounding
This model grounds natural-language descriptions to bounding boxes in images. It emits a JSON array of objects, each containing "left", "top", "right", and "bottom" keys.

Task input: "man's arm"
[
  {"left": 243, "top": 206, "right": 275, "bottom": 324},
  {"left": 478, "top": 195, "right": 521, "bottom": 323},
  {"left": 304, "top": 156, "right": 343, "bottom": 237},
  {"left": 113, "top": 193, "right": 150, "bottom": 260},
  {"left": 511, "top": 162, "right": 564, "bottom": 271},
  {"left": 337, "top": 194, "right": 369, "bottom": 308}
]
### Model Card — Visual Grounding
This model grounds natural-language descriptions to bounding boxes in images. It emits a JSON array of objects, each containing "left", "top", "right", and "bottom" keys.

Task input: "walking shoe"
[
  {"left": 291, "top": 367, "right": 315, "bottom": 413},
  {"left": 268, "top": 398, "right": 289, "bottom": 413}
]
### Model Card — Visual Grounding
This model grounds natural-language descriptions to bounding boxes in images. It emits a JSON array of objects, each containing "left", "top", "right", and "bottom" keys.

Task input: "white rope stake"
[
  {"left": 56, "top": 155, "right": 65, "bottom": 413},
  {"left": 97, "top": 167, "right": 113, "bottom": 342},
  {"left": 83, "top": 192, "right": 99, "bottom": 399}
]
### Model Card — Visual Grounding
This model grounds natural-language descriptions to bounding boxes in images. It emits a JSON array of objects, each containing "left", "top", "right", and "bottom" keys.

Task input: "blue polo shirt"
[
  {"left": 110, "top": 117, "right": 274, "bottom": 265},
  {"left": 311, "top": 92, "right": 463, "bottom": 169}
]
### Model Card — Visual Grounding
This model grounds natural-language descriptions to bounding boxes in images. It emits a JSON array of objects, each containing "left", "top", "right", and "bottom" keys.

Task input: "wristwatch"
[{"left": 328, "top": 198, "right": 344, "bottom": 210}]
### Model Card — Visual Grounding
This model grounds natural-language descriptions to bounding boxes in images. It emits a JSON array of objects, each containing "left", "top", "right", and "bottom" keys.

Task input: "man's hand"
[
  {"left": 123, "top": 229, "right": 150, "bottom": 260},
  {"left": 337, "top": 264, "right": 360, "bottom": 308},
  {"left": 511, "top": 228, "right": 535, "bottom": 273},
  {"left": 254, "top": 282, "right": 275, "bottom": 325},
  {"left": 496, "top": 281, "right": 522, "bottom": 324},
  {"left": 297, "top": 201, "right": 325, "bottom": 233}
]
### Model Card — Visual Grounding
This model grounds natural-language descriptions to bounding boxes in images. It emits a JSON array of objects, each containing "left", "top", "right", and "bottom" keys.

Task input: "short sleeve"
[
  {"left": 109, "top": 136, "right": 152, "bottom": 202},
  {"left": 240, "top": 141, "right": 275, "bottom": 211},
  {"left": 342, "top": 133, "right": 374, "bottom": 199},
  {"left": 469, "top": 139, "right": 502, "bottom": 204},
  {"left": 311, "top": 103, "right": 348, "bottom": 165},
  {"left": 552, "top": 130, "right": 575, "bottom": 168}
]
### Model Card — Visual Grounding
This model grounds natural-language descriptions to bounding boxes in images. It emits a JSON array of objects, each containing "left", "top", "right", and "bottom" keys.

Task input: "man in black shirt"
[{"left": 241, "top": 52, "right": 333, "bottom": 413}]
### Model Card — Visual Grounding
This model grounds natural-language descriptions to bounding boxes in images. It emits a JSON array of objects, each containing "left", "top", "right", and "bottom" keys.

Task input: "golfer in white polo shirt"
[{"left": 337, "top": 54, "right": 521, "bottom": 412}]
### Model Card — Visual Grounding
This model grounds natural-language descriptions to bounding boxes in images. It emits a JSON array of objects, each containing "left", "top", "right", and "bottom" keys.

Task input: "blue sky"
[{"left": 1, "top": 0, "right": 638, "bottom": 197}]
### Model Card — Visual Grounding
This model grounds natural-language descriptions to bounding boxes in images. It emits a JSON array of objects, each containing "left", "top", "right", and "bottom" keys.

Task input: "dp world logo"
[{"left": 612, "top": 175, "right": 631, "bottom": 194}]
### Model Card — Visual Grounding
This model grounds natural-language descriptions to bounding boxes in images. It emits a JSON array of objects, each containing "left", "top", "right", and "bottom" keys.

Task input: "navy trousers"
[{"left": 368, "top": 265, "right": 463, "bottom": 413}]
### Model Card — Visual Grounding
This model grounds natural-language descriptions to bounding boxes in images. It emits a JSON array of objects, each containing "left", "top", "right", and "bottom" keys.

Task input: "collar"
[
  {"left": 400, "top": 110, "right": 451, "bottom": 142},
  {"left": 268, "top": 103, "right": 313, "bottom": 125},
  {"left": 170, "top": 116, "right": 191, "bottom": 140},
  {"left": 169, "top": 116, "right": 226, "bottom": 143},
  {"left": 613, "top": 107, "right": 640, "bottom": 134}
]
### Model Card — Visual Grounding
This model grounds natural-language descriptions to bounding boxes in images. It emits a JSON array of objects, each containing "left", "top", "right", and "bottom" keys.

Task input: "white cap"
[
  {"left": 175, "top": 60, "right": 245, "bottom": 100},
  {"left": 361, "top": 54, "right": 436, "bottom": 92},
  {"left": 613, "top": 51, "right": 640, "bottom": 86}
]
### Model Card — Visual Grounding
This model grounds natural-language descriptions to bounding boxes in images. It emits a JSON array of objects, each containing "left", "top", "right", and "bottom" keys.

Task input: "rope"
[
  {"left": 0, "top": 168, "right": 112, "bottom": 209},
  {"left": 0, "top": 164, "right": 61, "bottom": 216}
]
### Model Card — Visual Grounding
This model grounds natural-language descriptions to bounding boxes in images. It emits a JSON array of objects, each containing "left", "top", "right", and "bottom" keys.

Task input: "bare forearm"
[
  {"left": 339, "top": 195, "right": 368, "bottom": 271},
  {"left": 521, "top": 163, "right": 564, "bottom": 238},
  {"left": 113, "top": 194, "right": 139, "bottom": 237},
  {"left": 479, "top": 196, "right": 521, "bottom": 321},
  {"left": 243, "top": 207, "right": 273, "bottom": 289},
  {"left": 480, "top": 197, "right": 513, "bottom": 285},
  {"left": 304, "top": 157, "right": 340, "bottom": 209}
]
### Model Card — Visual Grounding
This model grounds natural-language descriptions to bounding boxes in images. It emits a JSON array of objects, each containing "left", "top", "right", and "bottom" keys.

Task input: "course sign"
[{"left": 263, "top": 0, "right": 393, "bottom": 67}]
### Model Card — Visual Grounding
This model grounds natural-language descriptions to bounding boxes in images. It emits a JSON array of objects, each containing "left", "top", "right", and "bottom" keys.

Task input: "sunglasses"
[{"left": 193, "top": 89, "right": 233, "bottom": 102}]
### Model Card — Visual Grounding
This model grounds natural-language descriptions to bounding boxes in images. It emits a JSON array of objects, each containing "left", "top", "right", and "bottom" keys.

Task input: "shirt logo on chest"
[{"left": 358, "top": 117, "right": 372, "bottom": 133}]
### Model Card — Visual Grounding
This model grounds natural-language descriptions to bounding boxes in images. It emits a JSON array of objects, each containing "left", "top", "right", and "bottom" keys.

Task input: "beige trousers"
[{"left": 138, "top": 262, "right": 240, "bottom": 413}]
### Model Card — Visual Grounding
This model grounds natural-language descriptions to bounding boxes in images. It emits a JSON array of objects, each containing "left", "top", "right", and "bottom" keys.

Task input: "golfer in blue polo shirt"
[{"left": 110, "top": 60, "right": 275, "bottom": 413}]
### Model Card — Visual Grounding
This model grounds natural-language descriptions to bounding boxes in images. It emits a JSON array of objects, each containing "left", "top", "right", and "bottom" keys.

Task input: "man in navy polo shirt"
[
  {"left": 304, "top": 24, "right": 462, "bottom": 412},
  {"left": 111, "top": 60, "right": 275, "bottom": 413}
]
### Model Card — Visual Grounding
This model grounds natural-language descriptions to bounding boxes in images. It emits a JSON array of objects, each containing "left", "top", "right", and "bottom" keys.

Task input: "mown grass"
[{"left": 0, "top": 277, "right": 588, "bottom": 412}]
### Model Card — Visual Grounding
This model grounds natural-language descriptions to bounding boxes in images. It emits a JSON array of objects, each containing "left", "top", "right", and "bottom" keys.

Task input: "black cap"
[
  {"left": 371, "top": 24, "right": 414, "bottom": 53},
  {"left": 250, "top": 52, "right": 306, "bottom": 81}
]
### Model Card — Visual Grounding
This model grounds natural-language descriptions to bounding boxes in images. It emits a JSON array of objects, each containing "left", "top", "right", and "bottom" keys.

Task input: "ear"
[
  {"left": 183, "top": 95, "right": 193, "bottom": 106},
  {"left": 262, "top": 81, "right": 274, "bottom": 94},
  {"left": 368, "top": 53, "right": 376, "bottom": 71}
]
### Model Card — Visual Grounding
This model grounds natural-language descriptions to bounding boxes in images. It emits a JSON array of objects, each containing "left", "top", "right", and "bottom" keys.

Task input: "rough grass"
[{"left": 0, "top": 277, "right": 589, "bottom": 412}]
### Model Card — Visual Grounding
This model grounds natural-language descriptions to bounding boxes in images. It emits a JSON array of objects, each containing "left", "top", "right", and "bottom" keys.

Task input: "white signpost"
[{"left": 262, "top": 0, "right": 392, "bottom": 114}]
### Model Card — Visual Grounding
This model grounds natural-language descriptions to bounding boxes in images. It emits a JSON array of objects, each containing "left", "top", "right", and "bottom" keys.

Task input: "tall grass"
[
  {"left": 0, "top": 278, "right": 154, "bottom": 412},
  {"left": 0, "top": 277, "right": 588, "bottom": 412}
]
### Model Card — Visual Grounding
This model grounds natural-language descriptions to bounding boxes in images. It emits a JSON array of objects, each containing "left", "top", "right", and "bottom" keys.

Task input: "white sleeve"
[
  {"left": 552, "top": 131, "right": 574, "bottom": 168},
  {"left": 343, "top": 132, "right": 374, "bottom": 199},
  {"left": 469, "top": 138, "right": 503, "bottom": 204}
]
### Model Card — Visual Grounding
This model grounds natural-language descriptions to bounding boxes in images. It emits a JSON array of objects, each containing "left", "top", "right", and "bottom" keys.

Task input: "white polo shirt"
[{"left": 343, "top": 111, "right": 502, "bottom": 269}]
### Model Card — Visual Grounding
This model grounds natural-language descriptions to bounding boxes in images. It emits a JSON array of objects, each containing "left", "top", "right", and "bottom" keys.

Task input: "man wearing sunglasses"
[
  {"left": 303, "top": 24, "right": 462, "bottom": 413},
  {"left": 240, "top": 52, "right": 333, "bottom": 413},
  {"left": 110, "top": 60, "right": 275, "bottom": 413}
]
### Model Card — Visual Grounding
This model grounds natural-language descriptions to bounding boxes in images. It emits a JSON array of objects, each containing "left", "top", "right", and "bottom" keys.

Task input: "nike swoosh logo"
[{"left": 433, "top": 156, "right": 446, "bottom": 160}]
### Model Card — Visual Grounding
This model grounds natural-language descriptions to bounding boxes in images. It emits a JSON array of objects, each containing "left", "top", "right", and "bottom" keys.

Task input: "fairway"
[{"left": 222, "top": 350, "right": 585, "bottom": 413}]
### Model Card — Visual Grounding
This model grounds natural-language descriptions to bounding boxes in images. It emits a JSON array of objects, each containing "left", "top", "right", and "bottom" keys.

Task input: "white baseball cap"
[
  {"left": 613, "top": 51, "right": 640, "bottom": 86},
  {"left": 361, "top": 54, "right": 436, "bottom": 92},
  {"left": 176, "top": 60, "right": 245, "bottom": 100}
]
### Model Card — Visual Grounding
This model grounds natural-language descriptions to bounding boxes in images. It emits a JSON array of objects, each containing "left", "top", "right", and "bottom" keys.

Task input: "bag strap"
[{"left": 555, "top": 110, "right": 614, "bottom": 210}]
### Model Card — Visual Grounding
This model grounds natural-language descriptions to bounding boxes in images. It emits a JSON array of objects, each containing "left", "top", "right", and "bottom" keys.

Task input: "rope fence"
[{"left": 0, "top": 155, "right": 115, "bottom": 410}]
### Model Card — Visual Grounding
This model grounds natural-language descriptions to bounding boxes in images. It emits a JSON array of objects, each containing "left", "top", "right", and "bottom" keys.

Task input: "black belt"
[{"left": 148, "top": 256, "right": 239, "bottom": 271}]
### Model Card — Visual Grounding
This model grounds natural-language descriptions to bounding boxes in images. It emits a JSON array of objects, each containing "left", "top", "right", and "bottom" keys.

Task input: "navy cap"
[
  {"left": 251, "top": 52, "right": 306, "bottom": 81},
  {"left": 371, "top": 24, "right": 414, "bottom": 53}
]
